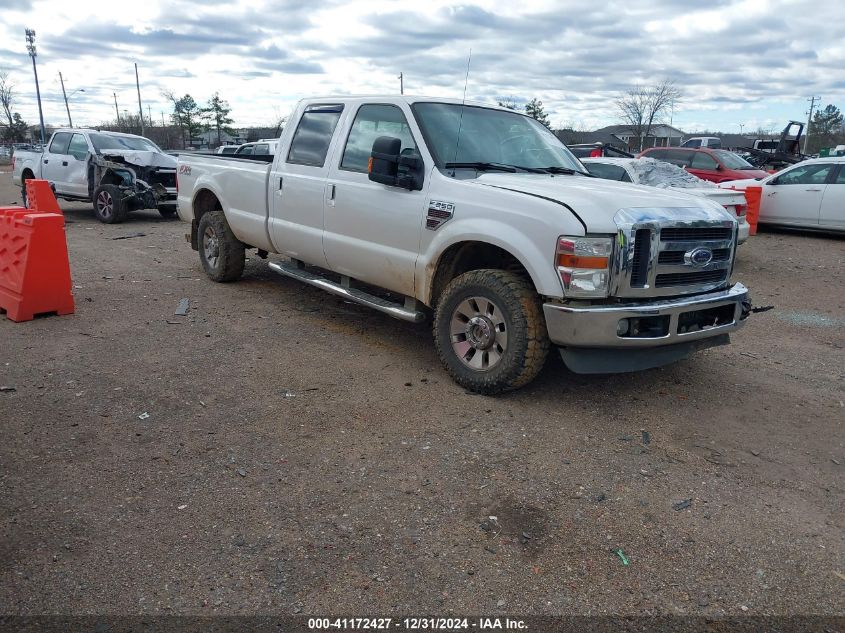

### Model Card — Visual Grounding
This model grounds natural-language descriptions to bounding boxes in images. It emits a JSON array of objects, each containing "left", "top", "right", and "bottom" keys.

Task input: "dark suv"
[{"left": 639, "top": 147, "right": 769, "bottom": 183}]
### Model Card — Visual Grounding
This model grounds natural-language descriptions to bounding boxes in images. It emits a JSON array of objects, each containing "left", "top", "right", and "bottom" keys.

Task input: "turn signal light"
[{"left": 557, "top": 254, "right": 608, "bottom": 269}]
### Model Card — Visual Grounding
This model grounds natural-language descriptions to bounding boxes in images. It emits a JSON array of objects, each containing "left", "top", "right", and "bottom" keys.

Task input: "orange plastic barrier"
[
  {"left": 25, "top": 179, "right": 62, "bottom": 213},
  {"left": 743, "top": 186, "right": 762, "bottom": 236},
  {"left": 0, "top": 181, "right": 74, "bottom": 322}
]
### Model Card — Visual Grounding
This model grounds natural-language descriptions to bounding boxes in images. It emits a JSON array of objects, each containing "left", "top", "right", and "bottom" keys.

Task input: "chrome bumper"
[{"left": 543, "top": 282, "right": 748, "bottom": 349}]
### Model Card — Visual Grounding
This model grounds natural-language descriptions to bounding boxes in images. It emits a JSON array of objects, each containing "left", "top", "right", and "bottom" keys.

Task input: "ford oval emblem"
[{"left": 686, "top": 247, "right": 714, "bottom": 267}]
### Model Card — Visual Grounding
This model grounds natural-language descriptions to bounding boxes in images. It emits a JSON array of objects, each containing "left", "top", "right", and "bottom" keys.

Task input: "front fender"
[{"left": 417, "top": 218, "right": 565, "bottom": 304}]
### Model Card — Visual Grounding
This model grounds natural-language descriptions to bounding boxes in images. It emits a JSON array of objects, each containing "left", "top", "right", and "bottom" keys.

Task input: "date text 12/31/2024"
[{"left": 308, "top": 617, "right": 528, "bottom": 630}]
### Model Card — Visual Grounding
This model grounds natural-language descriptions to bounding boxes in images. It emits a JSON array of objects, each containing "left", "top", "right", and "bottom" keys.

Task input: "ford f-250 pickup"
[
  {"left": 176, "top": 96, "right": 752, "bottom": 393},
  {"left": 13, "top": 128, "right": 177, "bottom": 223}
]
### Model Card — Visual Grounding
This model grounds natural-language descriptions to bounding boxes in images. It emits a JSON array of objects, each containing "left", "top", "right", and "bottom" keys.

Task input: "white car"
[
  {"left": 719, "top": 157, "right": 845, "bottom": 233},
  {"left": 582, "top": 157, "right": 751, "bottom": 243}
]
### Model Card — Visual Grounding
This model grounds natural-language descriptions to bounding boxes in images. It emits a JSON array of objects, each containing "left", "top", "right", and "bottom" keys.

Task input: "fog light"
[{"left": 617, "top": 319, "right": 630, "bottom": 336}]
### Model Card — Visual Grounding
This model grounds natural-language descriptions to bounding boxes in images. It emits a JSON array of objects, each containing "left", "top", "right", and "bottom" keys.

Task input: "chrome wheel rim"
[
  {"left": 96, "top": 190, "right": 113, "bottom": 218},
  {"left": 450, "top": 296, "right": 508, "bottom": 370},
  {"left": 203, "top": 225, "right": 220, "bottom": 269}
]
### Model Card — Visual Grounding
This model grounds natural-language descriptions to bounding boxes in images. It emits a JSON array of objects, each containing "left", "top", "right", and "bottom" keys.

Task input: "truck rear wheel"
[
  {"left": 198, "top": 210, "right": 245, "bottom": 282},
  {"left": 433, "top": 269, "right": 549, "bottom": 394},
  {"left": 93, "top": 185, "right": 127, "bottom": 224}
]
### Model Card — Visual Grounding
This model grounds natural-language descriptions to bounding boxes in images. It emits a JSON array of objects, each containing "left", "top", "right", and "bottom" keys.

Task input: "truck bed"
[{"left": 176, "top": 153, "right": 274, "bottom": 251}]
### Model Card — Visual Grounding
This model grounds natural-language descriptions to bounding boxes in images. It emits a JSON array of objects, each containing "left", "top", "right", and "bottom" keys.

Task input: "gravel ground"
[{"left": 1, "top": 169, "right": 843, "bottom": 618}]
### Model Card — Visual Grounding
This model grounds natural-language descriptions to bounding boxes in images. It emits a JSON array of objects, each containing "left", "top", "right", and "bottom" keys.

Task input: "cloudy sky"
[{"left": 0, "top": 0, "right": 842, "bottom": 135}]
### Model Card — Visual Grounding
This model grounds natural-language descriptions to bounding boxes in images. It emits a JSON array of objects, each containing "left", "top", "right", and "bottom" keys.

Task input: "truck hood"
[
  {"left": 98, "top": 150, "right": 176, "bottom": 169},
  {"left": 472, "top": 173, "right": 726, "bottom": 233}
]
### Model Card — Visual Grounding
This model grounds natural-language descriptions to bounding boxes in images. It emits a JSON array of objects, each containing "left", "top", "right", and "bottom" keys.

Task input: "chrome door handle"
[{"left": 328, "top": 184, "right": 335, "bottom": 200}]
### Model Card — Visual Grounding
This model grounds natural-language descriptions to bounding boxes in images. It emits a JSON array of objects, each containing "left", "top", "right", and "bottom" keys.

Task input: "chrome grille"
[
  {"left": 612, "top": 207, "right": 738, "bottom": 298},
  {"left": 660, "top": 227, "right": 733, "bottom": 241}
]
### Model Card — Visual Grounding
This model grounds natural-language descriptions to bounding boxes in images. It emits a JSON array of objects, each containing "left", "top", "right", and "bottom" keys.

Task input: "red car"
[{"left": 638, "top": 147, "right": 770, "bottom": 183}]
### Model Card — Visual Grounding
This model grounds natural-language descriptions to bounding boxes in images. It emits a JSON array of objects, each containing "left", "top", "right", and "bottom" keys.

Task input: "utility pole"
[
  {"left": 398, "top": 72, "right": 403, "bottom": 95},
  {"left": 134, "top": 62, "right": 145, "bottom": 136},
  {"left": 739, "top": 123, "right": 745, "bottom": 135},
  {"left": 59, "top": 71, "right": 73, "bottom": 127},
  {"left": 804, "top": 95, "right": 820, "bottom": 154},
  {"left": 147, "top": 104, "right": 152, "bottom": 127},
  {"left": 25, "top": 29, "right": 46, "bottom": 144},
  {"left": 113, "top": 92, "right": 120, "bottom": 126}
]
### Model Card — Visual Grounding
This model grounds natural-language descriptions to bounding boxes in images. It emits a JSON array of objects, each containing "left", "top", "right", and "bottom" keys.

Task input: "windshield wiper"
[
  {"left": 444, "top": 162, "right": 518, "bottom": 173},
  {"left": 537, "top": 166, "right": 594, "bottom": 176}
]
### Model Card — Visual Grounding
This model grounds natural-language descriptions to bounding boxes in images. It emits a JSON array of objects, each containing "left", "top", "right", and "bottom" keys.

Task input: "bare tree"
[
  {"left": 616, "top": 81, "right": 681, "bottom": 151},
  {"left": 0, "top": 71, "right": 15, "bottom": 137}
]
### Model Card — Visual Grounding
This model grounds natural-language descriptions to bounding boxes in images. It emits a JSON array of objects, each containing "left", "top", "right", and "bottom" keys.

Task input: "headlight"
[{"left": 556, "top": 236, "right": 613, "bottom": 298}]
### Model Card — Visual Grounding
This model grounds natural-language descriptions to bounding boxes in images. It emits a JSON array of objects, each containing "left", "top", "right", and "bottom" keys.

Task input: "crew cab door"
[
  {"left": 323, "top": 103, "right": 428, "bottom": 296},
  {"left": 64, "top": 133, "right": 92, "bottom": 197},
  {"left": 41, "top": 132, "right": 72, "bottom": 193},
  {"left": 268, "top": 104, "right": 345, "bottom": 267}
]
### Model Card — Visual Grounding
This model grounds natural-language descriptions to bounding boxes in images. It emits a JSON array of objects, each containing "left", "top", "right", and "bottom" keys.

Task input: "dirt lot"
[{"left": 1, "top": 168, "right": 843, "bottom": 619}]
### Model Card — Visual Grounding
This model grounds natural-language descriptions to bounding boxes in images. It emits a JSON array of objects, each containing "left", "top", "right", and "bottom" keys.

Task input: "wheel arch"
[
  {"left": 426, "top": 240, "right": 541, "bottom": 308},
  {"left": 190, "top": 188, "right": 224, "bottom": 250}
]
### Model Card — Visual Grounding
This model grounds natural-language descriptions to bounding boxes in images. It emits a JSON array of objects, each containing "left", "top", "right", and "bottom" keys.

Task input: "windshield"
[
  {"left": 90, "top": 133, "right": 161, "bottom": 153},
  {"left": 713, "top": 149, "right": 756, "bottom": 170},
  {"left": 412, "top": 102, "right": 585, "bottom": 173}
]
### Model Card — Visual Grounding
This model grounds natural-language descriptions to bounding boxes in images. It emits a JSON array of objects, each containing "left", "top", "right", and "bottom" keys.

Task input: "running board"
[{"left": 268, "top": 260, "right": 426, "bottom": 323}]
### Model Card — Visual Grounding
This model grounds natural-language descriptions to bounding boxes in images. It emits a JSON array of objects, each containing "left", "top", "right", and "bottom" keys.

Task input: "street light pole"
[
  {"left": 135, "top": 62, "right": 145, "bottom": 136},
  {"left": 25, "top": 29, "right": 47, "bottom": 144},
  {"left": 59, "top": 71, "right": 73, "bottom": 127}
]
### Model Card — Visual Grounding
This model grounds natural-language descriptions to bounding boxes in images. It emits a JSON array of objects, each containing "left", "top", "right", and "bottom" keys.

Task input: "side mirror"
[{"left": 368, "top": 136, "right": 422, "bottom": 191}]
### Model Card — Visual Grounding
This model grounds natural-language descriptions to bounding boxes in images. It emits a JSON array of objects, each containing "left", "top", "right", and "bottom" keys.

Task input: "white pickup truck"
[
  {"left": 13, "top": 128, "right": 177, "bottom": 223},
  {"left": 176, "top": 96, "right": 752, "bottom": 393}
]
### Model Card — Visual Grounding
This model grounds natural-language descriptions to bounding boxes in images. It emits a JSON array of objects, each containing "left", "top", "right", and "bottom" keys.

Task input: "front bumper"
[{"left": 544, "top": 282, "right": 749, "bottom": 349}]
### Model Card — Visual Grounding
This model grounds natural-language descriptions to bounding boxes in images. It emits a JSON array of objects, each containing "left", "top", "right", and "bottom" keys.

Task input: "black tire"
[
  {"left": 93, "top": 185, "right": 127, "bottom": 224},
  {"left": 20, "top": 172, "right": 33, "bottom": 207},
  {"left": 158, "top": 207, "right": 178, "bottom": 218},
  {"left": 433, "top": 269, "right": 549, "bottom": 394},
  {"left": 197, "top": 210, "right": 245, "bottom": 282}
]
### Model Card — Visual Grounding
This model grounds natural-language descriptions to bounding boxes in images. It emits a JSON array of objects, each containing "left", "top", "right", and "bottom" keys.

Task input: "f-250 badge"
[{"left": 426, "top": 200, "right": 454, "bottom": 230}]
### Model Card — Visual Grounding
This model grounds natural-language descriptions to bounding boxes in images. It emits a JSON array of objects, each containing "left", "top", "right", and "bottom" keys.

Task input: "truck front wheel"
[
  {"left": 197, "top": 210, "right": 245, "bottom": 282},
  {"left": 93, "top": 185, "right": 127, "bottom": 224},
  {"left": 433, "top": 269, "right": 549, "bottom": 394}
]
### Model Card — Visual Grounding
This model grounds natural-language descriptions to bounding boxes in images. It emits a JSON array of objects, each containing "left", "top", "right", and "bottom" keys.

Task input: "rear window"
[
  {"left": 649, "top": 149, "right": 693, "bottom": 167},
  {"left": 712, "top": 150, "right": 755, "bottom": 170},
  {"left": 287, "top": 105, "right": 344, "bottom": 167}
]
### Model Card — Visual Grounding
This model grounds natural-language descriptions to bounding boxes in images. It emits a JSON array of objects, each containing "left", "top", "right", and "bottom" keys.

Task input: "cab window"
[
  {"left": 49, "top": 132, "right": 72, "bottom": 155},
  {"left": 67, "top": 134, "right": 89, "bottom": 160},
  {"left": 254, "top": 143, "right": 270, "bottom": 155},
  {"left": 341, "top": 104, "right": 418, "bottom": 173},
  {"left": 774, "top": 163, "right": 834, "bottom": 185},
  {"left": 690, "top": 152, "right": 719, "bottom": 170},
  {"left": 287, "top": 105, "right": 344, "bottom": 167}
]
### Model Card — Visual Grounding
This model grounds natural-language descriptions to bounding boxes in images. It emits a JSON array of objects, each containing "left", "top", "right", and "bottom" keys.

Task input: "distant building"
[{"left": 556, "top": 124, "right": 686, "bottom": 151}]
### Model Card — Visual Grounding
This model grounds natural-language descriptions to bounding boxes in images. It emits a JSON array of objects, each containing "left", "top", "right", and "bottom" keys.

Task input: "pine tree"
[
  {"left": 524, "top": 98, "right": 551, "bottom": 129},
  {"left": 202, "top": 93, "right": 235, "bottom": 146}
]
